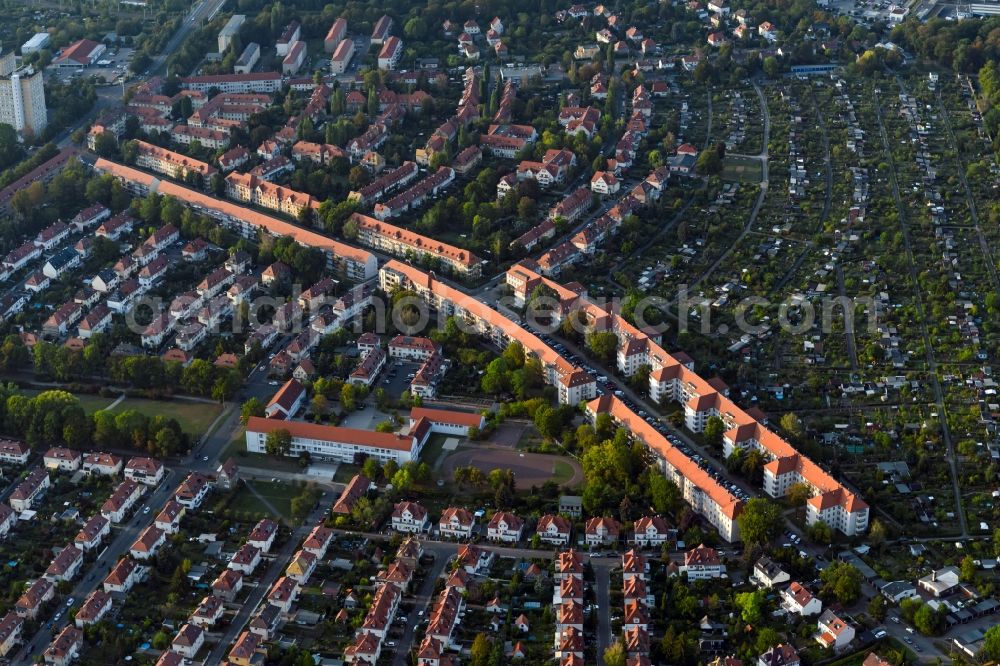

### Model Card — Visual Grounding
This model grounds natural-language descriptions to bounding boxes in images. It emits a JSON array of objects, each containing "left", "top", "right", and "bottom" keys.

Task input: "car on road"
[
  {"left": 143, "top": 506, "right": 151, "bottom": 514},
  {"left": 66, "top": 598, "right": 75, "bottom": 607},
  {"left": 202, "top": 456, "right": 209, "bottom": 461}
]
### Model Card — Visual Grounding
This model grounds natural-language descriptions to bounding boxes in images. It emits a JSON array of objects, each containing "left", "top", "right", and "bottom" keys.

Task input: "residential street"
[
  {"left": 594, "top": 561, "right": 613, "bottom": 665},
  {"left": 206, "top": 494, "right": 337, "bottom": 663},
  {"left": 14, "top": 469, "right": 178, "bottom": 663},
  {"left": 391, "top": 553, "right": 449, "bottom": 666}
]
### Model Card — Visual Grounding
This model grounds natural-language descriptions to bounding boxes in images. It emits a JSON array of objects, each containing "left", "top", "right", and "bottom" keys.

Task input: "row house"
[
  {"left": 135, "top": 140, "right": 217, "bottom": 185},
  {"left": 427, "top": 586, "right": 463, "bottom": 648},
  {"left": 511, "top": 219, "right": 556, "bottom": 252},
  {"left": 218, "top": 146, "right": 250, "bottom": 172},
  {"left": 377, "top": 560, "right": 414, "bottom": 591},
  {"left": 551, "top": 186, "right": 594, "bottom": 223},
  {"left": 141, "top": 313, "right": 175, "bottom": 350},
  {"left": 359, "top": 583, "right": 399, "bottom": 639},
  {"left": 374, "top": 167, "right": 457, "bottom": 220},
  {"left": 292, "top": 140, "right": 347, "bottom": 165},
  {"left": 347, "top": 123, "right": 389, "bottom": 161},
  {"left": 197, "top": 266, "right": 236, "bottom": 298},
  {"left": 623, "top": 549, "right": 649, "bottom": 583},
  {"left": 42, "top": 247, "right": 81, "bottom": 280},
  {"left": 516, "top": 149, "right": 576, "bottom": 189},
  {"left": 353, "top": 213, "right": 482, "bottom": 278},
  {"left": 225, "top": 172, "right": 318, "bottom": 218},
  {"left": 138, "top": 254, "right": 170, "bottom": 287},
  {"left": 349, "top": 346, "right": 386, "bottom": 388},
  {"left": 25, "top": 271, "right": 51, "bottom": 293},
  {"left": 480, "top": 123, "right": 538, "bottom": 158}
]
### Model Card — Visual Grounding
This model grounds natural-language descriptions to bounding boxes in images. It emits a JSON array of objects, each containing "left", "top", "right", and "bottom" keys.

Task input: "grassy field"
[
  {"left": 21, "top": 389, "right": 115, "bottom": 414},
  {"left": 108, "top": 398, "right": 222, "bottom": 435},
  {"left": 229, "top": 479, "right": 299, "bottom": 520},
  {"left": 551, "top": 460, "right": 577, "bottom": 487},
  {"left": 722, "top": 156, "right": 764, "bottom": 183}
]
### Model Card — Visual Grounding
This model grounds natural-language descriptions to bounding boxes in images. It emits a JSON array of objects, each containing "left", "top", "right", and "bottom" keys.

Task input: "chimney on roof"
[{"left": 931, "top": 570, "right": 936, "bottom": 582}]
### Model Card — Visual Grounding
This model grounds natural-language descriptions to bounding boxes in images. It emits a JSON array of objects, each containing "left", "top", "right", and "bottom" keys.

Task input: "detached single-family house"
[
  {"left": 781, "top": 582, "right": 822, "bottom": 617},
  {"left": 487, "top": 511, "right": 524, "bottom": 543},
  {"left": 391, "top": 501, "right": 430, "bottom": 534},
  {"left": 536, "top": 514, "right": 572, "bottom": 546},
  {"left": 438, "top": 507, "right": 475, "bottom": 540}
]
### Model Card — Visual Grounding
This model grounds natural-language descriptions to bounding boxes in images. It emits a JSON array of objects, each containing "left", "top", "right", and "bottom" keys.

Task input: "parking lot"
[
  {"left": 47, "top": 47, "right": 135, "bottom": 85},
  {"left": 376, "top": 359, "right": 423, "bottom": 399}
]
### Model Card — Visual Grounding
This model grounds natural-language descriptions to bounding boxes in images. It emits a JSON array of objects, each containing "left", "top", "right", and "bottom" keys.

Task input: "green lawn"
[
  {"left": 22, "top": 389, "right": 115, "bottom": 414},
  {"left": 551, "top": 460, "right": 576, "bottom": 487},
  {"left": 108, "top": 398, "right": 222, "bottom": 435},
  {"left": 721, "top": 156, "right": 764, "bottom": 183},
  {"left": 421, "top": 433, "right": 459, "bottom": 470},
  {"left": 228, "top": 479, "right": 299, "bottom": 520},
  {"left": 333, "top": 464, "right": 362, "bottom": 483}
]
